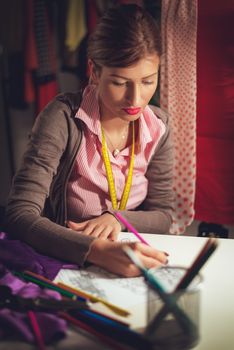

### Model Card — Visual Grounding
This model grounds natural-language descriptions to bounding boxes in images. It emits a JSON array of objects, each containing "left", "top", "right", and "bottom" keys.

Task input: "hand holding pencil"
[{"left": 87, "top": 238, "right": 168, "bottom": 277}]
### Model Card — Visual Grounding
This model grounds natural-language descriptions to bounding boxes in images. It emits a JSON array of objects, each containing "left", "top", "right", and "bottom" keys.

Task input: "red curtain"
[{"left": 195, "top": 0, "right": 234, "bottom": 225}]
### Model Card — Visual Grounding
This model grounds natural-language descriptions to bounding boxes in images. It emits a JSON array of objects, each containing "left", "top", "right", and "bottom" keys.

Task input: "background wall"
[{"left": 0, "top": 0, "right": 233, "bottom": 237}]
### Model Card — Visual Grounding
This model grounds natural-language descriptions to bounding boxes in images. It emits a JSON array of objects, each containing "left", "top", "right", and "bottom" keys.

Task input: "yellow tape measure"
[{"left": 101, "top": 122, "right": 135, "bottom": 210}]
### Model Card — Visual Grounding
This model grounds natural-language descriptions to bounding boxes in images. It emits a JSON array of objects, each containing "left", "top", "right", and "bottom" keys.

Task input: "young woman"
[{"left": 4, "top": 4, "right": 174, "bottom": 276}]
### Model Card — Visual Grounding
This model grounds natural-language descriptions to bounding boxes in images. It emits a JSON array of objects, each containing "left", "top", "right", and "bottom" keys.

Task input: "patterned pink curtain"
[{"left": 160, "top": 0, "right": 197, "bottom": 234}]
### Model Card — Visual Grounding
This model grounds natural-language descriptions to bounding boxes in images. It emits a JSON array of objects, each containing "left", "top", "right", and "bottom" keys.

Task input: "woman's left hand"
[{"left": 67, "top": 213, "right": 121, "bottom": 240}]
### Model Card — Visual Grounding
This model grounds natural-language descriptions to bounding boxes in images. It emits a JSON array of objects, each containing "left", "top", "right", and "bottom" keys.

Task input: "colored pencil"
[
  {"left": 14, "top": 270, "right": 78, "bottom": 299},
  {"left": 14, "top": 270, "right": 130, "bottom": 325},
  {"left": 27, "top": 311, "right": 46, "bottom": 350},
  {"left": 147, "top": 238, "right": 218, "bottom": 331},
  {"left": 18, "top": 273, "right": 145, "bottom": 348},
  {"left": 115, "top": 212, "right": 149, "bottom": 245},
  {"left": 122, "top": 246, "right": 196, "bottom": 335},
  {"left": 175, "top": 238, "right": 218, "bottom": 290},
  {"left": 60, "top": 312, "right": 127, "bottom": 350},
  {"left": 57, "top": 282, "right": 130, "bottom": 317},
  {"left": 15, "top": 269, "right": 129, "bottom": 317},
  {"left": 68, "top": 308, "right": 151, "bottom": 349}
]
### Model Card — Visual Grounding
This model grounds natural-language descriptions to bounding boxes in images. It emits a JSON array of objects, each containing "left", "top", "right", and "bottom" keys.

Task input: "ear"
[{"left": 88, "top": 59, "right": 99, "bottom": 84}]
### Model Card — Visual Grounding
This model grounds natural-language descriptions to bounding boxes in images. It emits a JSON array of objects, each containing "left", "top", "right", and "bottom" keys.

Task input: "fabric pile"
[{"left": 0, "top": 232, "right": 78, "bottom": 345}]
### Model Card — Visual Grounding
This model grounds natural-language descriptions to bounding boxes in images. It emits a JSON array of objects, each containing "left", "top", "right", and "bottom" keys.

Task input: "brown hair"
[{"left": 87, "top": 3, "right": 161, "bottom": 69}]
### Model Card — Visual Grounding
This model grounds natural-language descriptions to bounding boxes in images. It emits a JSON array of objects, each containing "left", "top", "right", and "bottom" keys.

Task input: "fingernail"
[
  {"left": 164, "top": 251, "right": 169, "bottom": 256},
  {"left": 165, "top": 259, "right": 169, "bottom": 265}
]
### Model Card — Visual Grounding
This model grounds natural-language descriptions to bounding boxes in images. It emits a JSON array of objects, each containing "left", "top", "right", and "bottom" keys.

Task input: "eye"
[
  {"left": 142, "top": 81, "right": 154, "bottom": 85},
  {"left": 111, "top": 81, "right": 127, "bottom": 86}
]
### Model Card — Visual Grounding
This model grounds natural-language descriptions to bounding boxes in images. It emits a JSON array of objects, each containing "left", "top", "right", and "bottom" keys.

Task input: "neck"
[
  {"left": 101, "top": 116, "right": 130, "bottom": 134},
  {"left": 101, "top": 120, "right": 134, "bottom": 156}
]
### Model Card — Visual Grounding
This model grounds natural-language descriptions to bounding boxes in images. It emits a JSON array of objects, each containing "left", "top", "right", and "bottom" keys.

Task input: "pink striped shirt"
[{"left": 66, "top": 85, "right": 166, "bottom": 222}]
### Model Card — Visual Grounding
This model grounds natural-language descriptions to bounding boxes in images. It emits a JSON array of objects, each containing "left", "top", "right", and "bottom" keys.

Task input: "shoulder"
[
  {"left": 147, "top": 105, "right": 173, "bottom": 152},
  {"left": 55, "top": 91, "right": 83, "bottom": 117},
  {"left": 32, "top": 91, "right": 83, "bottom": 134},
  {"left": 44, "top": 90, "right": 83, "bottom": 120}
]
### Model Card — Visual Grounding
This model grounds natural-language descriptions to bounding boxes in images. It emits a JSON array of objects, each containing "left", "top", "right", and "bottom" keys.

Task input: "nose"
[{"left": 125, "top": 83, "right": 141, "bottom": 106}]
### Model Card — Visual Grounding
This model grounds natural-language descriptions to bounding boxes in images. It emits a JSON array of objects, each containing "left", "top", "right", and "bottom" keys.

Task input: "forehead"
[{"left": 101, "top": 54, "right": 160, "bottom": 79}]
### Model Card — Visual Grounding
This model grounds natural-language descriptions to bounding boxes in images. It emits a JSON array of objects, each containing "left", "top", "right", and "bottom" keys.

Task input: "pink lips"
[{"left": 122, "top": 107, "right": 141, "bottom": 115}]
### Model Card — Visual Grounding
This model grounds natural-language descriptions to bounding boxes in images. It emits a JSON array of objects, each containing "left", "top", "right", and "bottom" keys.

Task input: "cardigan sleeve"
[{"left": 4, "top": 97, "right": 95, "bottom": 266}]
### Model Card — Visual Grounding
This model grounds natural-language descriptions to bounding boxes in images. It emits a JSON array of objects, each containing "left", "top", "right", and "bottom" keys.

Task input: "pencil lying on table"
[
  {"left": 59, "top": 312, "right": 127, "bottom": 350},
  {"left": 14, "top": 272, "right": 148, "bottom": 349},
  {"left": 27, "top": 310, "right": 46, "bottom": 350},
  {"left": 14, "top": 270, "right": 78, "bottom": 298},
  {"left": 57, "top": 282, "right": 130, "bottom": 317},
  {"left": 14, "top": 270, "right": 130, "bottom": 317}
]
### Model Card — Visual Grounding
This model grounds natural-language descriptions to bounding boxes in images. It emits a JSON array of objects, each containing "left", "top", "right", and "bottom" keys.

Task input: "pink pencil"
[
  {"left": 27, "top": 311, "right": 46, "bottom": 350},
  {"left": 115, "top": 212, "right": 150, "bottom": 245}
]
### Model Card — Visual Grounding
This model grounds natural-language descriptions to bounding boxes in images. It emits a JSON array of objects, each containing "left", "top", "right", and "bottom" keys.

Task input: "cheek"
[
  {"left": 104, "top": 87, "right": 125, "bottom": 104},
  {"left": 98, "top": 87, "right": 111, "bottom": 105},
  {"left": 143, "top": 85, "right": 158, "bottom": 103}
]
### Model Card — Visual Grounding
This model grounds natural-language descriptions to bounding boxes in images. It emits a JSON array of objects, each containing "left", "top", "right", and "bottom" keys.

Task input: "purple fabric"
[
  {"left": 0, "top": 309, "right": 35, "bottom": 342},
  {"left": 0, "top": 232, "right": 79, "bottom": 344},
  {"left": 0, "top": 269, "right": 61, "bottom": 299},
  {"left": 0, "top": 232, "right": 77, "bottom": 280},
  {"left": 0, "top": 309, "right": 67, "bottom": 343},
  {"left": 0, "top": 266, "right": 67, "bottom": 343}
]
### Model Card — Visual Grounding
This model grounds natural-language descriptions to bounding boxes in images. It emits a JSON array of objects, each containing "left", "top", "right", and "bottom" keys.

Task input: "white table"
[
  {"left": 1, "top": 234, "right": 234, "bottom": 350},
  {"left": 145, "top": 234, "right": 234, "bottom": 350}
]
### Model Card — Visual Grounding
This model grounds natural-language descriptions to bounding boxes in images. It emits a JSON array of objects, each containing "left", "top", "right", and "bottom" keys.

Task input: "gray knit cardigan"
[{"left": 4, "top": 92, "right": 174, "bottom": 266}]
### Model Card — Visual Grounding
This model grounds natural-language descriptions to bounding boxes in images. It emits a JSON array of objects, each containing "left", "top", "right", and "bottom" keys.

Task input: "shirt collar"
[
  {"left": 76, "top": 85, "right": 163, "bottom": 152},
  {"left": 75, "top": 84, "right": 101, "bottom": 136}
]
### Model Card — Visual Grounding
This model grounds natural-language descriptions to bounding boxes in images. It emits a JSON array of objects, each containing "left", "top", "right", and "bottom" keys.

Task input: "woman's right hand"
[{"left": 86, "top": 239, "right": 168, "bottom": 277}]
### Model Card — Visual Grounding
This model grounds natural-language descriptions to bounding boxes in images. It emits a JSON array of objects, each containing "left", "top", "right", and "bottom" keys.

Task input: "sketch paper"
[
  {"left": 54, "top": 232, "right": 147, "bottom": 308},
  {"left": 54, "top": 233, "right": 184, "bottom": 309},
  {"left": 55, "top": 266, "right": 147, "bottom": 308}
]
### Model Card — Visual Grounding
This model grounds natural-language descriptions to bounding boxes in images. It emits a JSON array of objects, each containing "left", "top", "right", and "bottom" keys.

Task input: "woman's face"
[{"left": 92, "top": 53, "right": 160, "bottom": 123}]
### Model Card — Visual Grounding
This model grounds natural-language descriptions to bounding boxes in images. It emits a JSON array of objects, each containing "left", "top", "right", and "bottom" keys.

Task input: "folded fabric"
[
  {"left": 0, "top": 264, "right": 67, "bottom": 343},
  {"left": 0, "top": 308, "right": 67, "bottom": 343},
  {"left": 0, "top": 232, "right": 77, "bottom": 280},
  {"left": 0, "top": 231, "right": 78, "bottom": 344}
]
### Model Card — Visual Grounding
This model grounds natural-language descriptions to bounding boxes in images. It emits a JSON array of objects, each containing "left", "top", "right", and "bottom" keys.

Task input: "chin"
[{"left": 122, "top": 113, "right": 141, "bottom": 122}]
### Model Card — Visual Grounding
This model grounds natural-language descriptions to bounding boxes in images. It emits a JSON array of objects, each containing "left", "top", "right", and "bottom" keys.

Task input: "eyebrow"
[{"left": 109, "top": 72, "right": 158, "bottom": 80}]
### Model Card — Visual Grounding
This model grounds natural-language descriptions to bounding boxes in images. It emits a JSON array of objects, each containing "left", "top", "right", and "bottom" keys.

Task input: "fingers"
[
  {"left": 140, "top": 254, "right": 166, "bottom": 270},
  {"left": 78, "top": 223, "right": 114, "bottom": 238},
  {"left": 86, "top": 224, "right": 112, "bottom": 238},
  {"left": 87, "top": 239, "right": 141, "bottom": 277},
  {"left": 124, "top": 242, "right": 168, "bottom": 272},
  {"left": 117, "top": 262, "right": 142, "bottom": 277},
  {"left": 67, "top": 217, "right": 120, "bottom": 240},
  {"left": 131, "top": 242, "right": 168, "bottom": 265},
  {"left": 67, "top": 220, "right": 87, "bottom": 231},
  {"left": 108, "top": 231, "right": 119, "bottom": 241},
  {"left": 87, "top": 239, "right": 168, "bottom": 278}
]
